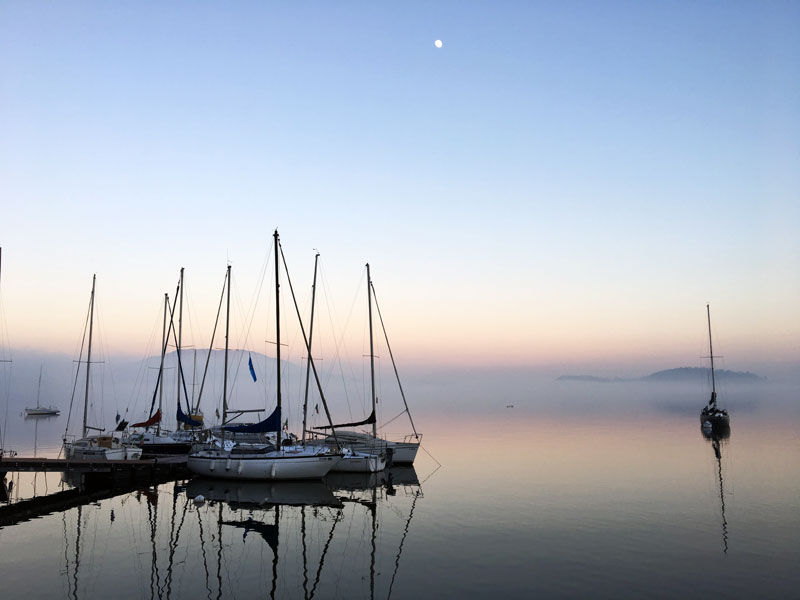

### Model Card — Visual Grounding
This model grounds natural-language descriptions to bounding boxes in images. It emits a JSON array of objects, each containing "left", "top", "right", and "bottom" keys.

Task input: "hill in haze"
[{"left": 558, "top": 367, "right": 766, "bottom": 384}]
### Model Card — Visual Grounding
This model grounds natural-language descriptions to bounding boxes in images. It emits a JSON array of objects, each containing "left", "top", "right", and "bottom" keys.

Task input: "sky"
[{"left": 1, "top": 1, "right": 799, "bottom": 378}]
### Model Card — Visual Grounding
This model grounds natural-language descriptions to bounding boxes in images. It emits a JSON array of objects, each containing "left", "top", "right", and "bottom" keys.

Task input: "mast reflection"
[
  {"left": 701, "top": 422, "right": 730, "bottom": 554},
  {"left": 188, "top": 466, "right": 420, "bottom": 599}
]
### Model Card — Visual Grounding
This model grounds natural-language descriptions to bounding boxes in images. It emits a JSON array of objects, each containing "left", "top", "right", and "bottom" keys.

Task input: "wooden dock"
[
  {"left": 0, "top": 470, "right": 189, "bottom": 528},
  {"left": 1, "top": 455, "right": 188, "bottom": 478}
]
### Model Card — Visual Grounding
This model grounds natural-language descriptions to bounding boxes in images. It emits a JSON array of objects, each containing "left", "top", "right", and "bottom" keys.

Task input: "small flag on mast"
[{"left": 248, "top": 354, "right": 257, "bottom": 382}]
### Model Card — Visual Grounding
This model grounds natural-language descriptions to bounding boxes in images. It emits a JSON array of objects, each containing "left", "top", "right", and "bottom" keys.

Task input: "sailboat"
[
  {"left": 0, "top": 247, "right": 14, "bottom": 459},
  {"left": 128, "top": 270, "right": 202, "bottom": 455},
  {"left": 700, "top": 304, "right": 730, "bottom": 428},
  {"left": 187, "top": 231, "right": 342, "bottom": 480},
  {"left": 300, "top": 254, "right": 386, "bottom": 473},
  {"left": 24, "top": 366, "right": 60, "bottom": 416},
  {"left": 62, "top": 275, "right": 142, "bottom": 461},
  {"left": 312, "top": 264, "right": 421, "bottom": 465}
]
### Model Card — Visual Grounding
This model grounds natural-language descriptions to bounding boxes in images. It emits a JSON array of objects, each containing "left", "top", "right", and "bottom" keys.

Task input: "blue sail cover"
[
  {"left": 222, "top": 406, "right": 281, "bottom": 433},
  {"left": 177, "top": 403, "right": 203, "bottom": 427}
]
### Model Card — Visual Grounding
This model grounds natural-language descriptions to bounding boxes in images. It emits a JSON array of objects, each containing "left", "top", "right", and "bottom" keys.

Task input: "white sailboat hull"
[
  {"left": 64, "top": 436, "right": 143, "bottom": 461},
  {"left": 187, "top": 448, "right": 342, "bottom": 480},
  {"left": 386, "top": 442, "right": 419, "bottom": 464},
  {"left": 332, "top": 451, "right": 387, "bottom": 473},
  {"left": 329, "top": 432, "right": 420, "bottom": 465}
]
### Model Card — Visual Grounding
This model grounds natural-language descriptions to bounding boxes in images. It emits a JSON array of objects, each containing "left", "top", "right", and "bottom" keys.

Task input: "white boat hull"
[
  {"left": 332, "top": 451, "right": 387, "bottom": 473},
  {"left": 187, "top": 448, "right": 341, "bottom": 480},
  {"left": 64, "top": 436, "right": 142, "bottom": 461},
  {"left": 387, "top": 442, "right": 419, "bottom": 465}
]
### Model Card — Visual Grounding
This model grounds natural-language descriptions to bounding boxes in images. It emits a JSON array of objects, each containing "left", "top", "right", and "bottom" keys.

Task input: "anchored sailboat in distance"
[
  {"left": 187, "top": 231, "right": 342, "bottom": 480},
  {"left": 700, "top": 304, "right": 730, "bottom": 429},
  {"left": 25, "top": 366, "right": 60, "bottom": 416}
]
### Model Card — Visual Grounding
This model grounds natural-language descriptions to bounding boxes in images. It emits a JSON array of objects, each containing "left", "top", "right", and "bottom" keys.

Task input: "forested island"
[{"left": 558, "top": 367, "right": 765, "bottom": 383}]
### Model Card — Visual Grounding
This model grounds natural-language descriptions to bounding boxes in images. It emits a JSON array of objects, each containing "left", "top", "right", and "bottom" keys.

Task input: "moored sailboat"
[
  {"left": 25, "top": 366, "right": 60, "bottom": 416},
  {"left": 62, "top": 275, "right": 142, "bottom": 461},
  {"left": 700, "top": 304, "right": 730, "bottom": 429},
  {"left": 187, "top": 231, "right": 342, "bottom": 480},
  {"left": 312, "top": 263, "right": 420, "bottom": 466}
]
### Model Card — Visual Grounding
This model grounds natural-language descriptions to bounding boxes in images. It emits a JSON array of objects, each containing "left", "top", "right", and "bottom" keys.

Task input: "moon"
[{"left": 434, "top": 39, "right": 443, "bottom": 48}]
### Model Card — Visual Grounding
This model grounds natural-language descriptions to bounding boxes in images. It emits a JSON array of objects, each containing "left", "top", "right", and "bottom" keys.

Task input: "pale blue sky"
[{"left": 1, "top": 1, "right": 798, "bottom": 372}]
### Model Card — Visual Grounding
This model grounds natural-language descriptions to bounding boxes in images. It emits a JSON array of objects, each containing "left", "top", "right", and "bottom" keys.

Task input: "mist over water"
[{"left": 2, "top": 351, "right": 799, "bottom": 598}]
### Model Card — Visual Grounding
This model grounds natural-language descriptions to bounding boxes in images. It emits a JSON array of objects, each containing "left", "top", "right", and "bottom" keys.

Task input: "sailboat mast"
[
  {"left": 176, "top": 267, "right": 184, "bottom": 418},
  {"left": 36, "top": 365, "right": 43, "bottom": 408},
  {"left": 82, "top": 274, "right": 96, "bottom": 438},
  {"left": 274, "top": 230, "right": 282, "bottom": 448},
  {"left": 158, "top": 293, "right": 168, "bottom": 435},
  {"left": 223, "top": 265, "right": 231, "bottom": 426},
  {"left": 367, "top": 263, "right": 377, "bottom": 440},
  {"left": 302, "top": 252, "right": 320, "bottom": 444},
  {"left": 706, "top": 303, "right": 717, "bottom": 405}
]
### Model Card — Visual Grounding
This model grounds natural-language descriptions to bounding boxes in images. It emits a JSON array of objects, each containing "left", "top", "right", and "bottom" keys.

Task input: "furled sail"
[
  {"left": 312, "top": 409, "right": 375, "bottom": 430},
  {"left": 177, "top": 403, "right": 203, "bottom": 427},
  {"left": 222, "top": 406, "right": 281, "bottom": 433},
  {"left": 132, "top": 409, "right": 162, "bottom": 428}
]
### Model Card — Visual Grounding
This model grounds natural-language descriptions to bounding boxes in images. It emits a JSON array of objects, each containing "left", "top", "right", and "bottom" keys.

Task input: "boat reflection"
[
  {"left": 23, "top": 465, "right": 422, "bottom": 600},
  {"left": 701, "top": 423, "right": 730, "bottom": 553},
  {"left": 188, "top": 466, "right": 421, "bottom": 599},
  {"left": 187, "top": 478, "right": 343, "bottom": 508}
]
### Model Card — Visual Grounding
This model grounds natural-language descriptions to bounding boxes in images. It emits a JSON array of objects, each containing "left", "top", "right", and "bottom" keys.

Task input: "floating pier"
[{"left": 1, "top": 455, "right": 188, "bottom": 480}]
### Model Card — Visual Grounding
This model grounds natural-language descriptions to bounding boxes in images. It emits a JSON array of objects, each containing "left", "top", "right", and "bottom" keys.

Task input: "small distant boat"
[
  {"left": 699, "top": 304, "right": 730, "bottom": 428},
  {"left": 25, "top": 407, "right": 60, "bottom": 416},
  {"left": 25, "top": 366, "right": 60, "bottom": 416}
]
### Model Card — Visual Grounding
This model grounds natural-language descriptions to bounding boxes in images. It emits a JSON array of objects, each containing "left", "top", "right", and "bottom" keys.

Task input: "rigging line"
[
  {"left": 196, "top": 270, "right": 228, "bottom": 412},
  {"left": 322, "top": 265, "right": 365, "bottom": 422},
  {"left": 128, "top": 297, "right": 164, "bottom": 419},
  {"left": 278, "top": 241, "right": 341, "bottom": 447},
  {"left": 420, "top": 461, "right": 442, "bottom": 484},
  {"left": 62, "top": 296, "right": 92, "bottom": 449},
  {"left": 370, "top": 282, "right": 418, "bottom": 439}
]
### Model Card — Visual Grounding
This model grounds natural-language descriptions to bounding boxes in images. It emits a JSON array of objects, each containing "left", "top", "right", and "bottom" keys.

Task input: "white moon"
[{"left": 434, "top": 39, "right": 443, "bottom": 48}]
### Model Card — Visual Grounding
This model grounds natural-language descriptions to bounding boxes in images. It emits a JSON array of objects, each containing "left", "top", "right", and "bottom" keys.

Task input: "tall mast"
[
  {"left": 82, "top": 274, "right": 96, "bottom": 438},
  {"left": 176, "top": 267, "right": 184, "bottom": 417},
  {"left": 274, "top": 230, "right": 282, "bottom": 448},
  {"left": 367, "top": 263, "right": 377, "bottom": 440},
  {"left": 157, "top": 293, "right": 168, "bottom": 435},
  {"left": 36, "top": 365, "right": 43, "bottom": 409},
  {"left": 706, "top": 303, "right": 717, "bottom": 407},
  {"left": 223, "top": 265, "right": 231, "bottom": 425},
  {"left": 302, "top": 252, "right": 320, "bottom": 444}
]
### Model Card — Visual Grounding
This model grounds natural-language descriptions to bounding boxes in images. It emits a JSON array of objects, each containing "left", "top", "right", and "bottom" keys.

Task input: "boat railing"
[{"left": 402, "top": 433, "right": 422, "bottom": 445}]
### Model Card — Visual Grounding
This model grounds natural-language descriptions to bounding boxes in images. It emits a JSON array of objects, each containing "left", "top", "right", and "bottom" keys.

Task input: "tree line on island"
[{"left": 558, "top": 367, "right": 766, "bottom": 384}]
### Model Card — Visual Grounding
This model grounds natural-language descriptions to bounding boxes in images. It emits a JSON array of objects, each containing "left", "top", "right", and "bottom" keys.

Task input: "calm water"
[{"left": 1, "top": 381, "right": 799, "bottom": 598}]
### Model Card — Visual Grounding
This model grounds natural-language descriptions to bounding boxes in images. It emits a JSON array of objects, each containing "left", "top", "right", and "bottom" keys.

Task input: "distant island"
[{"left": 558, "top": 367, "right": 766, "bottom": 383}]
